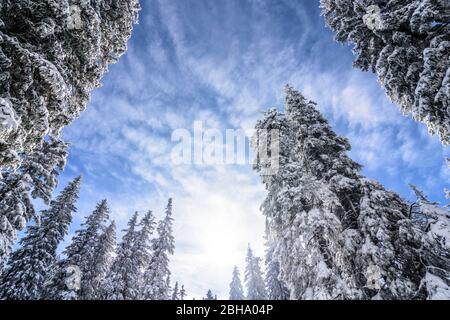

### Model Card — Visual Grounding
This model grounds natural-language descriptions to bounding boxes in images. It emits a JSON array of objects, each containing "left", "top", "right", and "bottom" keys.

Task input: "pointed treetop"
[
  {"left": 166, "top": 198, "right": 173, "bottom": 216},
  {"left": 81, "top": 199, "right": 110, "bottom": 231},
  {"left": 139, "top": 210, "right": 156, "bottom": 231},
  {"left": 180, "top": 285, "right": 187, "bottom": 300},
  {"left": 172, "top": 281, "right": 179, "bottom": 300},
  {"left": 69, "top": 175, "right": 82, "bottom": 186},
  {"left": 127, "top": 211, "right": 139, "bottom": 231},
  {"left": 284, "top": 84, "right": 303, "bottom": 98},
  {"left": 283, "top": 85, "right": 321, "bottom": 122},
  {"left": 205, "top": 289, "right": 215, "bottom": 300},
  {"left": 247, "top": 244, "right": 253, "bottom": 257},
  {"left": 156, "top": 198, "right": 175, "bottom": 255},
  {"left": 229, "top": 265, "right": 245, "bottom": 300}
]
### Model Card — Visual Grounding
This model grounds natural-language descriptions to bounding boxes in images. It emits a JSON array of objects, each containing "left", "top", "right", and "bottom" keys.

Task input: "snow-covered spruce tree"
[
  {"left": 0, "top": 138, "right": 67, "bottom": 265},
  {"left": 253, "top": 101, "right": 354, "bottom": 299},
  {"left": 133, "top": 210, "right": 156, "bottom": 296},
  {"left": 88, "top": 220, "right": 116, "bottom": 299},
  {"left": 244, "top": 245, "right": 267, "bottom": 300},
  {"left": 252, "top": 86, "right": 444, "bottom": 299},
  {"left": 320, "top": 0, "right": 450, "bottom": 144},
  {"left": 204, "top": 289, "right": 216, "bottom": 300},
  {"left": 171, "top": 281, "right": 180, "bottom": 300},
  {"left": 142, "top": 198, "right": 175, "bottom": 300},
  {"left": 44, "top": 199, "right": 110, "bottom": 299},
  {"left": 229, "top": 266, "right": 245, "bottom": 300},
  {"left": 180, "top": 284, "right": 186, "bottom": 300},
  {"left": 0, "top": 176, "right": 81, "bottom": 300},
  {"left": 67, "top": 199, "right": 112, "bottom": 300},
  {"left": 0, "top": 0, "right": 140, "bottom": 169},
  {"left": 103, "top": 211, "right": 155, "bottom": 300},
  {"left": 265, "top": 242, "right": 289, "bottom": 300},
  {"left": 102, "top": 212, "right": 140, "bottom": 300},
  {"left": 407, "top": 185, "right": 450, "bottom": 299}
]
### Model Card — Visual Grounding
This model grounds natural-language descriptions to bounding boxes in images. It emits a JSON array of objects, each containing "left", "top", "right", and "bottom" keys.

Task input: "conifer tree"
[
  {"left": 244, "top": 245, "right": 267, "bottom": 300},
  {"left": 45, "top": 199, "right": 110, "bottom": 299},
  {"left": 0, "top": 0, "right": 140, "bottom": 169},
  {"left": 0, "top": 138, "right": 67, "bottom": 264},
  {"left": 204, "top": 289, "right": 216, "bottom": 300},
  {"left": 408, "top": 185, "right": 450, "bottom": 299},
  {"left": 142, "top": 198, "right": 175, "bottom": 300},
  {"left": 0, "top": 176, "right": 81, "bottom": 299},
  {"left": 265, "top": 243, "right": 289, "bottom": 300},
  {"left": 253, "top": 86, "right": 446, "bottom": 299},
  {"left": 180, "top": 284, "right": 187, "bottom": 300},
  {"left": 133, "top": 210, "right": 156, "bottom": 296},
  {"left": 229, "top": 266, "right": 245, "bottom": 300},
  {"left": 88, "top": 220, "right": 116, "bottom": 299},
  {"left": 102, "top": 212, "right": 140, "bottom": 300},
  {"left": 320, "top": 0, "right": 450, "bottom": 144},
  {"left": 171, "top": 281, "right": 180, "bottom": 300}
]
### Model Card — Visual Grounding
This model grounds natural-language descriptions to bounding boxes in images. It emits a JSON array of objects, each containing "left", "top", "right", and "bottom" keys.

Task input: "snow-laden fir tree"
[
  {"left": 0, "top": 176, "right": 81, "bottom": 299},
  {"left": 101, "top": 210, "right": 156, "bottom": 300},
  {"left": 180, "top": 284, "right": 187, "bottom": 300},
  {"left": 0, "top": 0, "right": 140, "bottom": 169},
  {"left": 253, "top": 86, "right": 376, "bottom": 299},
  {"left": 229, "top": 266, "right": 245, "bottom": 300},
  {"left": 133, "top": 210, "right": 156, "bottom": 296},
  {"left": 0, "top": 138, "right": 67, "bottom": 265},
  {"left": 102, "top": 212, "right": 140, "bottom": 300},
  {"left": 67, "top": 199, "right": 112, "bottom": 300},
  {"left": 320, "top": 0, "right": 450, "bottom": 144},
  {"left": 244, "top": 245, "right": 267, "bottom": 300},
  {"left": 408, "top": 185, "right": 450, "bottom": 299},
  {"left": 171, "top": 281, "right": 180, "bottom": 300},
  {"left": 265, "top": 242, "right": 289, "bottom": 300},
  {"left": 88, "top": 220, "right": 116, "bottom": 300},
  {"left": 204, "top": 289, "right": 216, "bottom": 300},
  {"left": 142, "top": 198, "right": 175, "bottom": 300},
  {"left": 253, "top": 85, "right": 450, "bottom": 299},
  {"left": 44, "top": 199, "right": 110, "bottom": 299}
]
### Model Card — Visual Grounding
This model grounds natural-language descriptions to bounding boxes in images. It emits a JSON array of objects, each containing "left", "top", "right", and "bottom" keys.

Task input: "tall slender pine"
[
  {"left": 180, "top": 285, "right": 187, "bottom": 300},
  {"left": 44, "top": 199, "right": 110, "bottom": 299},
  {"left": 0, "top": 176, "right": 81, "bottom": 299},
  {"left": 229, "top": 266, "right": 245, "bottom": 300},
  {"left": 142, "top": 198, "right": 175, "bottom": 300},
  {"left": 171, "top": 281, "right": 180, "bottom": 300},
  {"left": 102, "top": 212, "right": 140, "bottom": 300},
  {"left": 133, "top": 210, "right": 156, "bottom": 296},
  {"left": 88, "top": 220, "right": 116, "bottom": 299},
  {"left": 244, "top": 245, "right": 267, "bottom": 300}
]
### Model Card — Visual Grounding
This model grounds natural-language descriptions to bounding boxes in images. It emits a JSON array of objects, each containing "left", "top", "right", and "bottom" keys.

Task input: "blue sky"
[{"left": 53, "top": 0, "right": 448, "bottom": 299}]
